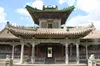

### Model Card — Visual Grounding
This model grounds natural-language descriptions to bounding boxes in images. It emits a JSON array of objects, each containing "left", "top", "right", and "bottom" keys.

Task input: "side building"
[{"left": 0, "top": 5, "right": 99, "bottom": 64}]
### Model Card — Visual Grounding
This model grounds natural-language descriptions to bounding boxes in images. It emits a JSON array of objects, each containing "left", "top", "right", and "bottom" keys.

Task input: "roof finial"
[
  {"left": 56, "top": 5, "right": 58, "bottom": 9},
  {"left": 7, "top": 21, "right": 9, "bottom": 25},
  {"left": 6, "top": 21, "right": 10, "bottom": 28}
]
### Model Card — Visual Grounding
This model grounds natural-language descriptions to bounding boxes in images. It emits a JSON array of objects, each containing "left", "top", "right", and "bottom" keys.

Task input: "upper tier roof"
[
  {"left": 25, "top": 5, "right": 75, "bottom": 25},
  {"left": 6, "top": 22, "right": 94, "bottom": 39}
]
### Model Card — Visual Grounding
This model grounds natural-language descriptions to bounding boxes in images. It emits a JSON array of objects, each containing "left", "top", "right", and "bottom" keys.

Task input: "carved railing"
[
  {"left": 0, "top": 55, "right": 6, "bottom": 59},
  {"left": 34, "top": 57, "right": 65, "bottom": 64},
  {"left": 69, "top": 56, "right": 76, "bottom": 62},
  {"left": 55, "top": 57, "right": 65, "bottom": 63},
  {"left": 35, "top": 57, "right": 45, "bottom": 64},
  {"left": 14, "top": 55, "right": 20, "bottom": 59},
  {"left": 79, "top": 56, "right": 87, "bottom": 63}
]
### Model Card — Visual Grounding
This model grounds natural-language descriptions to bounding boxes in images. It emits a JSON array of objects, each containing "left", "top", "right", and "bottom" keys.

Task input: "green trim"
[
  {"left": 25, "top": 5, "right": 75, "bottom": 12},
  {"left": 61, "top": 5, "right": 75, "bottom": 11},
  {"left": 25, "top": 5, "right": 41, "bottom": 11}
]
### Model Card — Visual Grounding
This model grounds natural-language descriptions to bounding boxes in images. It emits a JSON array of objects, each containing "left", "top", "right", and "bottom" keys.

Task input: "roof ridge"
[{"left": 6, "top": 22, "right": 37, "bottom": 31}]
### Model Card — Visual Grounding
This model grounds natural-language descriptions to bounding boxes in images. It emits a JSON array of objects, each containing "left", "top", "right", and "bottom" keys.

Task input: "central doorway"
[
  {"left": 35, "top": 43, "right": 65, "bottom": 64},
  {"left": 46, "top": 47, "right": 54, "bottom": 64},
  {"left": 47, "top": 47, "right": 52, "bottom": 58}
]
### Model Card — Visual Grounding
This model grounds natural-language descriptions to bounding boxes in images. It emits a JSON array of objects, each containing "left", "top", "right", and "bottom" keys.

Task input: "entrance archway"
[{"left": 35, "top": 43, "right": 65, "bottom": 64}]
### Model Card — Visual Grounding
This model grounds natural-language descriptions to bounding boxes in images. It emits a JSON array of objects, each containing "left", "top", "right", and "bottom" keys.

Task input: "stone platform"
[{"left": 14, "top": 64, "right": 87, "bottom": 66}]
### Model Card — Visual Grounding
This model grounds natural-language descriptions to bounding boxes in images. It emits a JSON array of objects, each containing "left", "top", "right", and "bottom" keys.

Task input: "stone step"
[
  {"left": 14, "top": 64, "right": 87, "bottom": 66},
  {"left": 0, "top": 59, "right": 5, "bottom": 62}
]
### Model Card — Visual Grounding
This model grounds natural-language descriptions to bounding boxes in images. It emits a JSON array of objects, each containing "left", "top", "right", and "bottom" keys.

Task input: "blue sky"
[{"left": 0, "top": 0, "right": 100, "bottom": 30}]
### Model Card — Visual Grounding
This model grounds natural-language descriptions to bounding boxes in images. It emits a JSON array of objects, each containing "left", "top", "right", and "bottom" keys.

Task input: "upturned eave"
[
  {"left": 25, "top": 5, "right": 75, "bottom": 25},
  {"left": 6, "top": 22, "right": 93, "bottom": 39}
]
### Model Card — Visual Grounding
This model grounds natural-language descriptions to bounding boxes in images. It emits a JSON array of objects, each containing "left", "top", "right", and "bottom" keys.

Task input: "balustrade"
[
  {"left": 55, "top": 57, "right": 65, "bottom": 63},
  {"left": 33, "top": 57, "right": 65, "bottom": 64},
  {"left": 35, "top": 57, "right": 45, "bottom": 64}
]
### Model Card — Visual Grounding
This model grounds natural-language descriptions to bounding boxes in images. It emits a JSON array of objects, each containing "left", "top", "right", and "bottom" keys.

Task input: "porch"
[
  {"left": 33, "top": 43, "right": 65, "bottom": 64},
  {"left": 1, "top": 43, "right": 100, "bottom": 64}
]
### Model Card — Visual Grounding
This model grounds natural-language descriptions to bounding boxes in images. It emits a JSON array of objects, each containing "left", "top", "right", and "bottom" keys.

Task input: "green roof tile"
[{"left": 25, "top": 5, "right": 75, "bottom": 12}]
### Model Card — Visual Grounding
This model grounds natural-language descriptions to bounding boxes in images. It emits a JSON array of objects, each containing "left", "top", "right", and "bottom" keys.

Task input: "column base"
[
  {"left": 77, "top": 61, "right": 79, "bottom": 64},
  {"left": 19, "top": 60, "right": 23, "bottom": 64},
  {"left": 31, "top": 58, "right": 35, "bottom": 64},
  {"left": 65, "top": 61, "right": 68, "bottom": 64}
]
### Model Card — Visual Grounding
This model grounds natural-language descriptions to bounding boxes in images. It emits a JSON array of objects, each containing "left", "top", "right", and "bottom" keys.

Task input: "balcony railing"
[
  {"left": 35, "top": 57, "right": 45, "bottom": 64},
  {"left": 34, "top": 57, "right": 65, "bottom": 64},
  {"left": 55, "top": 57, "right": 65, "bottom": 63}
]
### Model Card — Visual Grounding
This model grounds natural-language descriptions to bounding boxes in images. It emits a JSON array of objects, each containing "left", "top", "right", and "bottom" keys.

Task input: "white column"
[
  {"left": 12, "top": 45, "right": 14, "bottom": 60},
  {"left": 76, "top": 43, "right": 79, "bottom": 64},
  {"left": 31, "top": 43, "right": 35, "bottom": 64},
  {"left": 86, "top": 44, "right": 88, "bottom": 59},
  {"left": 65, "top": 44, "right": 68, "bottom": 64},
  {"left": 20, "top": 40, "right": 24, "bottom": 64}
]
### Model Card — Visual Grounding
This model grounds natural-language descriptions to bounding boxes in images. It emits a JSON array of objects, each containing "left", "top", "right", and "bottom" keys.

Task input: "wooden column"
[
  {"left": 86, "top": 44, "right": 88, "bottom": 59},
  {"left": 31, "top": 42, "right": 35, "bottom": 64},
  {"left": 20, "top": 39, "right": 24, "bottom": 64},
  {"left": 76, "top": 43, "right": 79, "bottom": 64},
  {"left": 36, "top": 46, "right": 39, "bottom": 56},
  {"left": 62, "top": 46, "right": 63, "bottom": 56},
  {"left": 12, "top": 45, "right": 15, "bottom": 60},
  {"left": 65, "top": 44, "right": 68, "bottom": 64},
  {"left": 28, "top": 47, "right": 30, "bottom": 56},
  {"left": 70, "top": 45, "right": 72, "bottom": 57}
]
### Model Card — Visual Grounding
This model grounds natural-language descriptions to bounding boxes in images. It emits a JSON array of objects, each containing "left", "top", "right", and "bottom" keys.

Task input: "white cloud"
[
  {"left": 0, "top": 7, "right": 7, "bottom": 30},
  {"left": 67, "top": 15, "right": 88, "bottom": 26},
  {"left": 16, "top": 8, "right": 31, "bottom": 22},
  {"left": 32, "top": 0, "right": 43, "bottom": 10},
  {"left": 59, "top": 0, "right": 65, "bottom": 4},
  {"left": 0, "top": 7, "right": 7, "bottom": 23},
  {"left": 59, "top": 0, "right": 75, "bottom": 6},
  {"left": 25, "top": 2, "right": 31, "bottom": 6},
  {"left": 16, "top": 8, "right": 29, "bottom": 16},
  {"left": 0, "top": 23, "right": 6, "bottom": 30},
  {"left": 16, "top": 0, "right": 43, "bottom": 16},
  {"left": 93, "top": 21, "right": 100, "bottom": 30},
  {"left": 76, "top": 0, "right": 100, "bottom": 13},
  {"left": 16, "top": 0, "right": 100, "bottom": 30},
  {"left": 16, "top": 0, "right": 43, "bottom": 24},
  {"left": 58, "top": 0, "right": 100, "bottom": 30}
]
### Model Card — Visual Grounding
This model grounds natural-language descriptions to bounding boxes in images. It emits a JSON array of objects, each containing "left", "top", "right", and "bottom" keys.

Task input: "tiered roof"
[
  {"left": 25, "top": 5, "right": 75, "bottom": 25},
  {"left": 0, "top": 5, "right": 95, "bottom": 40}
]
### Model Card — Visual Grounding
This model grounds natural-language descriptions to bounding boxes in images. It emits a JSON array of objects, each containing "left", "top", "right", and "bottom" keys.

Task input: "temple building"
[{"left": 0, "top": 5, "right": 99, "bottom": 64}]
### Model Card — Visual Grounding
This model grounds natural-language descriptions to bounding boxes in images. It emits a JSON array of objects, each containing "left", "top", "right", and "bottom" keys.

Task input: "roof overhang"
[{"left": 25, "top": 5, "right": 75, "bottom": 25}]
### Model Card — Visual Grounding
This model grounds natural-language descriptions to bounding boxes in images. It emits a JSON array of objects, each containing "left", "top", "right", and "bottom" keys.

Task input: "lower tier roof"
[{"left": 6, "top": 22, "right": 94, "bottom": 39}]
